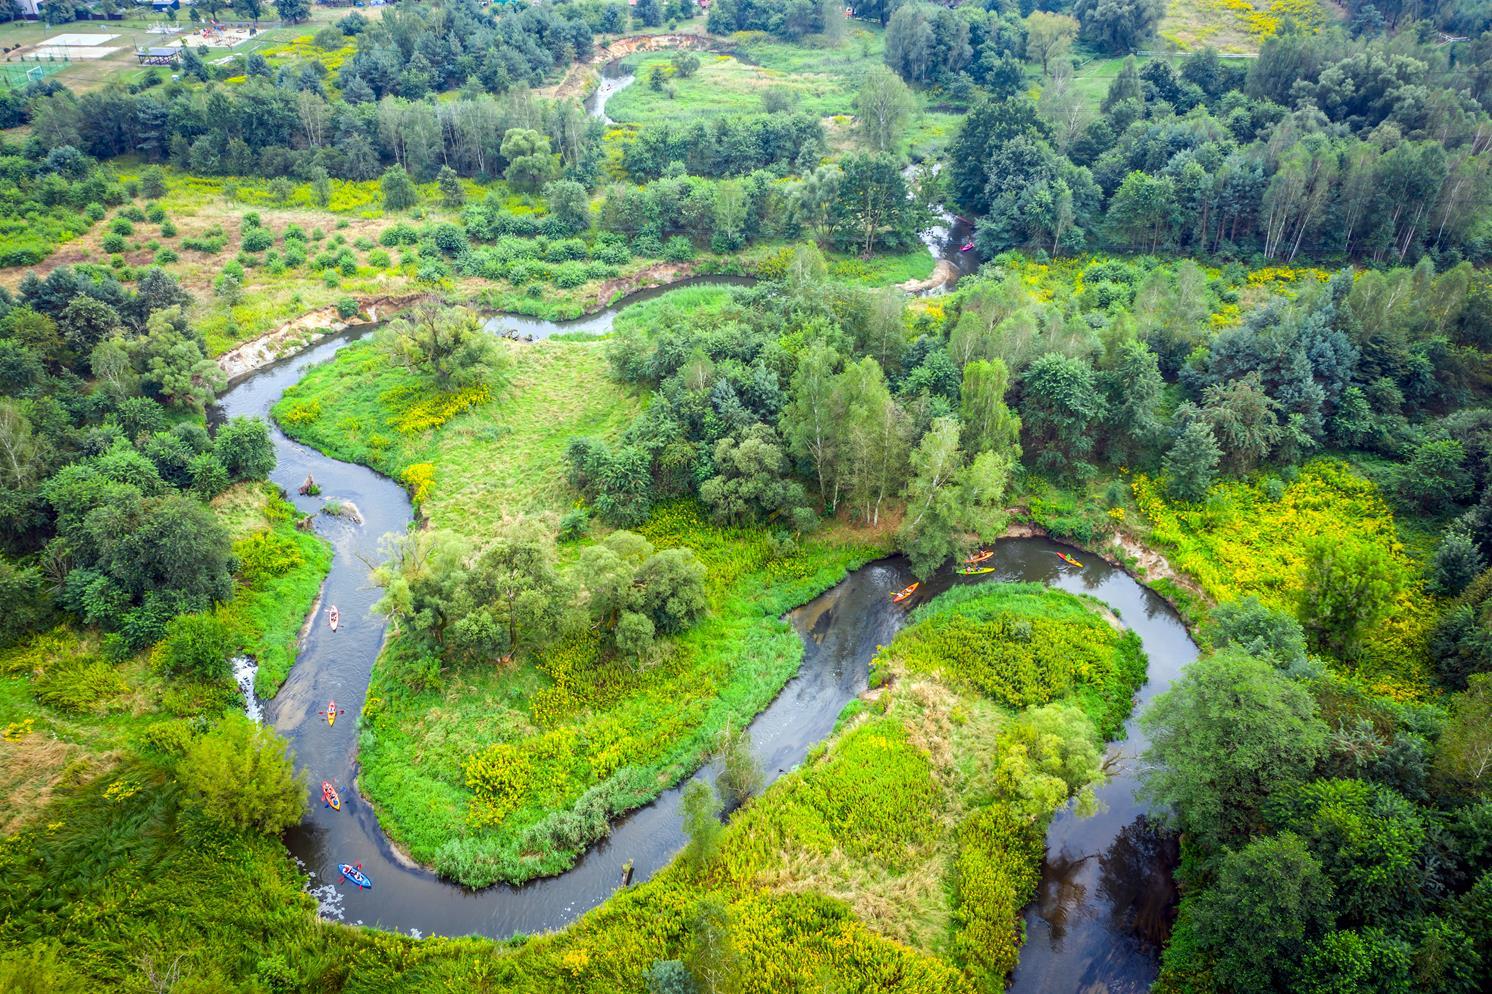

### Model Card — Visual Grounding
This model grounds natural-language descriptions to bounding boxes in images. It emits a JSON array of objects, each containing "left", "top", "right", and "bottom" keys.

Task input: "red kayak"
[
  {"left": 960, "top": 242, "right": 975, "bottom": 252},
  {"left": 322, "top": 781, "right": 341, "bottom": 811},
  {"left": 1055, "top": 551, "right": 1085, "bottom": 568}
]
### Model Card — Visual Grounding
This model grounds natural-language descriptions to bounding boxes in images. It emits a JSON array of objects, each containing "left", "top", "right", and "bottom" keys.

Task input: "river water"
[{"left": 207, "top": 76, "right": 1193, "bottom": 983}]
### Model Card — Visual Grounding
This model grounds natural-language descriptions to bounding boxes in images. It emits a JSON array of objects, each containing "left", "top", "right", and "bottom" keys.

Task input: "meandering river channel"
[{"left": 213, "top": 275, "right": 1195, "bottom": 988}]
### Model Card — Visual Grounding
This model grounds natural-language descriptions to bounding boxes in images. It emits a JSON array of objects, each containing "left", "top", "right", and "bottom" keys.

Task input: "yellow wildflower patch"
[
  {"left": 401, "top": 462, "right": 436, "bottom": 506},
  {"left": 1134, "top": 460, "right": 1431, "bottom": 686},
  {"left": 383, "top": 383, "right": 493, "bottom": 435}
]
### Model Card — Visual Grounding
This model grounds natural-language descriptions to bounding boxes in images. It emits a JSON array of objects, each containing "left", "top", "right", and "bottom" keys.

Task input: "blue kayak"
[{"left": 339, "top": 863, "right": 372, "bottom": 889}]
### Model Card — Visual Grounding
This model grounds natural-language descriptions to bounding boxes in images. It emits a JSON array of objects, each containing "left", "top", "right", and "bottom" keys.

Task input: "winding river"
[
  {"left": 207, "top": 65, "right": 1193, "bottom": 985},
  {"left": 214, "top": 281, "right": 1196, "bottom": 988}
]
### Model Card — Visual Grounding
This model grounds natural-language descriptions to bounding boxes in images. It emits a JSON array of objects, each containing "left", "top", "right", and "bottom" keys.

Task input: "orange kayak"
[
  {"left": 322, "top": 700, "right": 338, "bottom": 726},
  {"left": 964, "top": 549, "right": 993, "bottom": 565},
  {"left": 891, "top": 582, "right": 919, "bottom": 604},
  {"left": 322, "top": 781, "right": 341, "bottom": 811},
  {"left": 1055, "top": 552, "right": 1084, "bottom": 568}
]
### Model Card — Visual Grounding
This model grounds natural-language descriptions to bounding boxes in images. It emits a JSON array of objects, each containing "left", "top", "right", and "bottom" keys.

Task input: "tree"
[
  {"left": 991, "top": 703, "right": 1105, "bottom": 820},
  {"left": 543, "top": 179, "right": 590, "bottom": 235},
  {"left": 213, "top": 417, "right": 275, "bottom": 481},
  {"left": 274, "top": 0, "right": 308, "bottom": 22},
  {"left": 1073, "top": 0, "right": 1164, "bottom": 54},
  {"left": 122, "top": 310, "right": 224, "bottom": 412},
  {"left": 699, "top": 425, "right": 812, "bottom": 529},
  {"left": 854, "top": 65, "right": 915, "bottom": 154},
  {"left": 1297, "top": 534, "right": 1398, "bottom": 659},
  {"left": 1106, "top": 170, "right": 1177, "bottom": 252},
  {"left": 1018, "top": 352, "right": 1106, "bottom": 473},
  {"left": 1205, "top": 596, "right": 1308, "bottom": 672},
  {"left": 371, "top": 529, "right": 468, "bottom": 645},
  {"left": 714, "top": 722, "right": 762, "bottom": 809},
  {"left": 1162, "top": 419, "right": 1221, "bottom": 502},
  {"left": 1101, "top": 56, "right": 1143, "bottom": 113},
  {"left": 835, "top": 357, "right": 908, "bottom": 525},
  {"left": 680, "top": 780, "right": 723, "bottom": 870},
  {"left": 436, "top": 165, "right": 465, "bottom": 209},
  {"left": 451, "top": 517, "right": 569, "bottom": 663},
  {"left": 1296, "top": 928, "right": 1414, "bottom": 994},
  {"left": 1195, "top": 375, "right": 1281, "bottom": 474},
  {"left": 1024, "top": 11, "right": 1077, "bottom": 77},
  {"left": 380, "top": 164, "right": 419, "bottom": 211},
  {"left": 1274, "top": 779, "right": 1429, "bottom": 926},
  {"left": 178, "top": 714, "right": 306, "bottom": 834},
  {"left": 671, "top": 52, "right": 700, "bottom": 78},
  {"left": 959, "top": 359, "right": 1020, "bottom": 457},
  {"left": 1141, "top": 648, "right": 1329, "bottom": 849},
  {"left": 1428, "top": 529, "right": 1483, "bottom": 597},
  {"left": 579, "top": 532, "right": 708, "bottom": 659},
  {"left": 832, "top": 153, "right": 916, "bottom": 257},
  {"left": 1437, "top": 674, "right": 1492, "bottom": 793},
  {"left": 896, "top": 417, "right": 1013, "bottom": 576},
  {"left": 685, "top": 897, "right": 740, "bottom": 994},
  {"left": 635, "top": 0, "right": 663, "bottom": 27},
  {"left": 1188, "top": 833, "right": 1334, "bottom": 991},
  {"left": 379, "top": 304, "right": 504, "bottom": 389},
  {"left": 782, "top": 343, "right": 842, "bottom": 510},
  {"left": 502, "top": 129, "right": 560, "bottom": 194},
  {"left": 1397, "top": 439, "right": 1473, "bottom": 511}
]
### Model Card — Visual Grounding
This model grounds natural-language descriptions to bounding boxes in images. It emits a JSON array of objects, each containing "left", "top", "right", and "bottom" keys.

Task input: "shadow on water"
[{"left": 214, "top": 290, "right": 1193, "bottom": 987}]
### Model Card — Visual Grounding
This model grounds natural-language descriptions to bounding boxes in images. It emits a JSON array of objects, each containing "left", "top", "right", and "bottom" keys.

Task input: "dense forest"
[{"left": 1, "top": 0, "right": 1491, "bottom": 990}]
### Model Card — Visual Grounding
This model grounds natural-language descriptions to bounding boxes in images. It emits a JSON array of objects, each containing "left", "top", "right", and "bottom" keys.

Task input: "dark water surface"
[{"left": 213, "top": 290, "right": 1194, "bottom": 988}]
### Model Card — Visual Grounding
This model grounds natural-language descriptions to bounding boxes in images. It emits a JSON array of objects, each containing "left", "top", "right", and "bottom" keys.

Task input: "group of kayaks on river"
[
  {"left": 889, "top": 549, "right": 1084, "bottom": 604},
  {"left": 310, "top": 604, "right": 374, "bottom": 890}
]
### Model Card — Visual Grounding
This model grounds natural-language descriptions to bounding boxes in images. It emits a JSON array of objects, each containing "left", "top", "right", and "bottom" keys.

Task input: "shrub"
[
  {"left": 178, "top": 714, "right": 306, "bottom": 834},
  {"left": 335, "top": 297, "right": 360, "bottom": 319},
  {"left": 160, "top": 220, "right": 177, "bottom": 238},
  {"left": 110, "top": 217, "right": 134, "bottom": 236},
  {"left": 662, "top": 235, "right": 695, "bottom": 262},
  {"left": 34, "top": 657, "right": 129, "bottom": 714},
  {"left": 242, "top": 227, "right": 274, "bottom": 252},
  {"left": 157, "top": 613, "right": 237, "bottom": 681},
  {"left": 101, "top": 233, "right": 126, "bottom": 254},
  {"left": 380, "top": 222, "right": 419, "bottom": 247}
]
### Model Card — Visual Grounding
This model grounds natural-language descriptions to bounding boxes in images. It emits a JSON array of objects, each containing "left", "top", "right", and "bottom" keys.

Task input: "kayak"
[
  {"left": 964, "top": 549, "right": 993, "bottom": 565},
  {"left": 1055, "top": 552, "right": 1085, "bottom": 568},
  {"left": 891, "top": 582, "right": 919, "bottom": 604},
  {"left": 960, "top": 242, "right": 975, "bottom": 252},
  {"left": 322, "top": 781, "right": 341, "bottom": 811},
  {"left": 328, "top": 606, "right": 339, "bottom": 631},
  {"left": 339, "top": 863, "right": 372, "bottom": 889},
  {"left": 957, "top": 566, "right": 995, "bottom": 575},
  {"left": 322, "top": 700, "right": 338, "bottom": 727}
]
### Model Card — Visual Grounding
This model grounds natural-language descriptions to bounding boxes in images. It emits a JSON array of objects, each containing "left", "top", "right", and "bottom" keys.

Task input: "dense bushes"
[
  {"left": 950, "top": 805, "right": 1045, "bottom": 987},
  {"left": 621, "top": 114, "right": 826, "bottom": 181},
  {"left": 883, "top": 582, "right": 1147, "bottom": 737}
]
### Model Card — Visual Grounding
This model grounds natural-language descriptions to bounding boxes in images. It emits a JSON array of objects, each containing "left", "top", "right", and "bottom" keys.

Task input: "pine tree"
[{"left": 1163, "top": 420, "right": 1221, "bottom": 502}]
